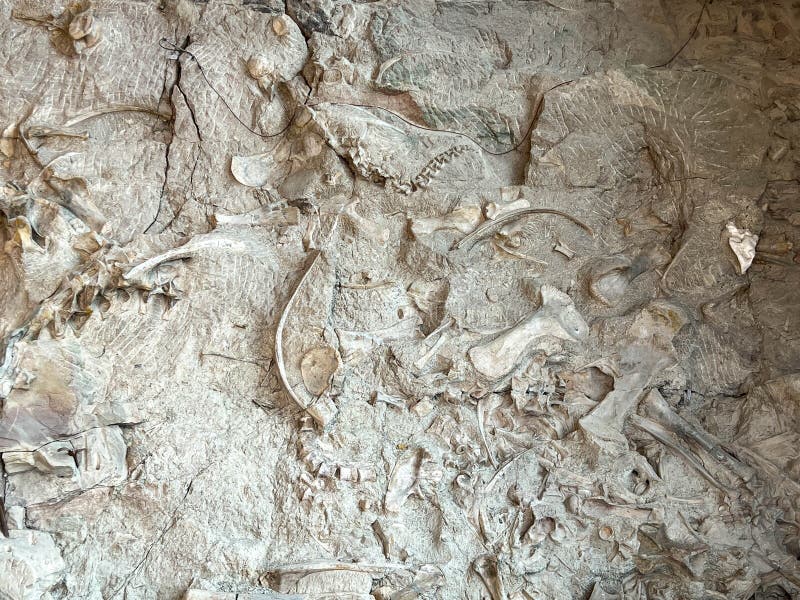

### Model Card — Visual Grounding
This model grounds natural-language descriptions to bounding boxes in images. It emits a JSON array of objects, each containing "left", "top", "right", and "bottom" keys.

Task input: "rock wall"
[{"left": 1, "top": 0, "right": 799, "bottom": 598}]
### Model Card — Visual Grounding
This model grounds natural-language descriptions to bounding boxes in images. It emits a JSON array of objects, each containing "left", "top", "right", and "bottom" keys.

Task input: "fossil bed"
[{"left": 1, "top": 0, "right": 800, "bottom": 599}]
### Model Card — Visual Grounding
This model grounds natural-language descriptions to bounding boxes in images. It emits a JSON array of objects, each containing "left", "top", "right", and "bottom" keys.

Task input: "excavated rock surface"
[{"left": 1, "top": 1, "right": 799, "bottom": 599}]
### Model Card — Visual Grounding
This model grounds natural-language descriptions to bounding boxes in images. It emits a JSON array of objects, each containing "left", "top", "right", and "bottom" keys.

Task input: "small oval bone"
[{"left": 300, "top": 345, "right": 340, "bottom": 396}]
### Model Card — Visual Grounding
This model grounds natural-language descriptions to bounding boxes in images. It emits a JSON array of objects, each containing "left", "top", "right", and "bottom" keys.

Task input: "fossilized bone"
[
  {"left": 263, "top": 560, "right": 409, "bottom": 594},
  {"left": 453, "top": 207, "right": 593, "bottom": 251},
  {"left": 274, "top": 250, "right": 336, "bottom": 427},
  {"left": 409, "top": 144, "right": 472, "bottom": 191},
  {"left": 123, "top": 233, "right": 251, "bottom": 286},
  {"left": 335, "top": 317, "right": 422, "bottom": 363},
  {"left": 587, "top": 245, "right": 670, "bottom": 307},
  {"left": 343, "top": 199, "right": 389, "bottom": 242},
  {"left": 384, "top": 448, "right": 442, "bottom": 512},
  {"left": 297, "top": 423, "right": 376, "bottom": 483},
  {"left": 468, "top": 285, "right": 588, "bottom": 380},
  {"left": 579, "top": 302, "right": 687, "bottom": 445},
  {"left": 726, "top": 222, "right": 758, "bottom": 274},
  {"left": 409, "top": 205, "right": 483, "bottom": 238},
  {"left": 639, "top": 389, "right": 755, "bottom": 484},
  {"left": 485, "top": 198, "right": 529, "bottom": 220}
]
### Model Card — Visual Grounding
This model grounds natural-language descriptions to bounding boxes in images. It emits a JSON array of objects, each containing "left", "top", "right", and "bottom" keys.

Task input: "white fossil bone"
[
  {"left": 639, "top": 389, "right": 754, "bottom": 483},
  {"left": 306, "top": 396, "right": 338, "bottom": 429},
  {"left": 410, "top": 398, "right": 434, "bottom": 416},
  {"left": 629, "top": 414, "right": 735, "bottom": 493},
  {"left": 579, "top": 302, "right": 687, "bottom": 444},
  {"left": 275, "top": 251, "right": 339, "bottom": 426},
  {"left": 123, "top": 233, "right": 250, "bottom": 286},
  {"left": 553, "top": 238, "right": 576, "bottom": 259},
  {"left": 410, "top": 205, "right": 482, "bottom": 238},
  {"left": 385, "top": 449, "right": 425, "bottom": 512},
  {"left": 335, "top": 317, "right": 421, "bottom": 362},
  {"left": 300, "top": 345, "right": 340, "bottom": 396},
  {"left": 412, "top": 329, "right": 449, "bottom": 371},
  {"left": 244, "top": 14, "right": 307, "bottom": 96},
  {"left": 468, "top": 285, "right": 588, "bottom": 380},
  {"left": 212, "top": 205, "right": 299, "bottom": 228},
  {"left": 384, "top": 448, "right": 440, "bottom": 512},
  {"left": 454, "top": 208, "right": 593, "bottom": 251},
  {"left": 264, "top": 560, "right": 408, "bottom": 595},
  {"left": 344, "top": 199, "right": 389, "bottom": 242},
  {"left": 371, "top": 390, "right": 406, "bottom": 410},
  {"left": 726, "top": 222, "right": 758, "bottom": 274},
  {"left": 485, "top": 198, "right": 529, "bottom": 220},
  {"left": 230, "top": 154, "right": 273, "bottom": 188}
]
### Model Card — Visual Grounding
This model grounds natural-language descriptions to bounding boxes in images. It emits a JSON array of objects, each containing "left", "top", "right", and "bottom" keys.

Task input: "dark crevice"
[
  {"left": 285, "top": 0, "right": 337, "bottom": 39},
  {"left": 0, "top": 454, "right": 8, "bottom": 537},
  {"left": 175, "top": 42, "right": 203, "bottom": 144},
  {"left": 146, "top": 34, "right": 192, "bottom": 234},
  {"left": 108, "top": 463, "right": 209, "bottom": 599}
]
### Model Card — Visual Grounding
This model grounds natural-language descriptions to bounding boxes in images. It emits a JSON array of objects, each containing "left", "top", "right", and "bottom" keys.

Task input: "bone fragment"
[
  {"left": 468, "top": 285, "right": 588, "bottom": 380},
  {"left": 410, "top": 205, "right": 482, "bottom": 238}
]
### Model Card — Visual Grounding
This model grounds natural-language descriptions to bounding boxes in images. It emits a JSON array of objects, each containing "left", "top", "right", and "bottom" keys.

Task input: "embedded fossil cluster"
[{"left": 1, "top": 1, "right": 799, "bottom": 599}]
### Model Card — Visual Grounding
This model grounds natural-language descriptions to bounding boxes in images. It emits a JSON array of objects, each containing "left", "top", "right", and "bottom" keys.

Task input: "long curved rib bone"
[
  {"left": 453, "top": 207, "right": 593, "bottom": 251},
  {"left": 275, "top": 251, "right": 337, "bottom": 426}
]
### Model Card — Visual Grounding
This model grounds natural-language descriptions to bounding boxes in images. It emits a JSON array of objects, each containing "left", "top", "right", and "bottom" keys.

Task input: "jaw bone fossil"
[{"left": 468, "top": 285, "right": 589, "bottom": 381}]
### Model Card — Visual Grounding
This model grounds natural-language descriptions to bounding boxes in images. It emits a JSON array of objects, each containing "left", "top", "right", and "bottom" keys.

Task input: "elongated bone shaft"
[
  {"left": 410, "top": 206, "right": 482, "bottom": 238},
  {"left": 640, "top": 389, "right": 755, "bottom": 483},
  {"left": 630, "top": 414, "right": 735, "bottom": 493}
]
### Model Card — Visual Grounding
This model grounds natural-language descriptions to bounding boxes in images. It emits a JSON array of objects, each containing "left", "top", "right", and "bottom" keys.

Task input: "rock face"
[{"left": 0, "top": 0, "right": 799, "bottom": 598}]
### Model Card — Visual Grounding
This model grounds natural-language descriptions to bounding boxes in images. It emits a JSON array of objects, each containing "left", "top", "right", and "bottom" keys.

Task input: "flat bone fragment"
[
  {"left": 384, "top": 448, "right": 434, "bottom": 512},
  {"left": 726, "top": 222, "right": 758, "bottom": 274},
  {"left": 469, "top": 285, "right": 588, "bottom": 380},
  {"left": 300, "top": 345, "right": 339, "bottom": 396},
  {"left": 231, "top": 154, "right": 273, "bottom": 188}
]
